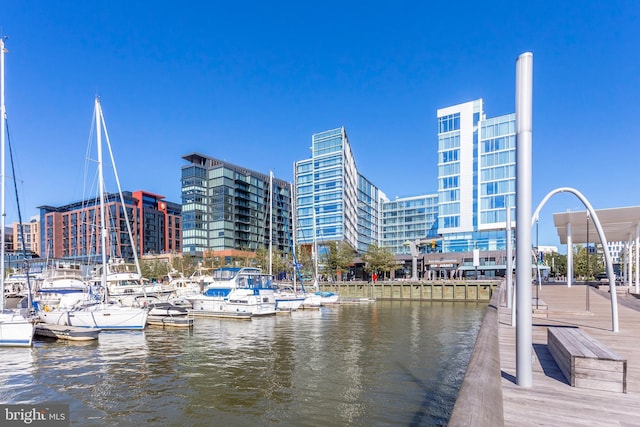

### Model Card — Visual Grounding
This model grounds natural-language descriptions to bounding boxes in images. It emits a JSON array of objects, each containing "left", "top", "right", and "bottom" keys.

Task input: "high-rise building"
[
  {"left": 357, "top": 175, "right": 388, "bottom": 253},
  {"left": 38, "top": 191, "right": 179, "bottom": 262},
  {"left": 436, "top": 99, "right": 516, "bottom": 252},
  {"left": 12, "top": 216, "right": 40, "bottom": 257},
  {"left": 294, "top": 127, "right": 387, "bottom": 253},
  {"left": 382, "top": 194, "right": 439, "bottom": 255},
  {"left": 180, "top": 153, "right": 293, "bottom": 258},
  {"left": 132, "top": 191, "right": 181, "bottom": 255}
]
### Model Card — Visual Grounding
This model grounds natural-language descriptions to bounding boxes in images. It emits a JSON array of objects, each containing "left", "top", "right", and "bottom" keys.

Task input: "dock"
[
  {"left": 34, "top": 323, "right": 100, "bottom": 341},
  {"left": 499, "top": 284, "right": 640, "bottom": 426},
  {"left": 451, "top": 283, "right": 640, "bottom": 426}
]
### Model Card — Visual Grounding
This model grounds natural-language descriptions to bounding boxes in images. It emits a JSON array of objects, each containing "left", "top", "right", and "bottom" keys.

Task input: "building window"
[{"left": 438, "top": 113, "right": 460, "bottom": 133}]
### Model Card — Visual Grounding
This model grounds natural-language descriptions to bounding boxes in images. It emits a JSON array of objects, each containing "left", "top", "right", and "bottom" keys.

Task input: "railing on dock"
[{"left": 448, "top": 282, "right": 504, "bottom": 426}]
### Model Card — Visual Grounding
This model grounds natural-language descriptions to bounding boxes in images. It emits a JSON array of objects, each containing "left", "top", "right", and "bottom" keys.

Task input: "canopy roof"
[{"left": 553, "top": 206, "right": 640, "bottom": 244}]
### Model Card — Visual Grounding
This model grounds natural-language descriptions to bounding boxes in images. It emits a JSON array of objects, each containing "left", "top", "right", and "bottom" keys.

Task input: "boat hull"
[
  {"left": 0, "top": 311, "right": 34, "bottom": 347},
  {"left": 34, "top": 323, "right": 100, "bottom": 341},
  {"left": 146, "top": 315, "right": 194, "bottom": 327},
  {"left": 275, "top": 297, "right": 305, "bottom": 311},
  {"left": 40, "top": 305, "right": 148, "bottom": 330},
  {"left": 68, "top": 305, "right": 148, "bottom": 330},
  {"left": 187, "top": 309, "right": 252, "bottom": 319},
  {"left": 188, "top": 293, "right": 276, "bottom": 317}
]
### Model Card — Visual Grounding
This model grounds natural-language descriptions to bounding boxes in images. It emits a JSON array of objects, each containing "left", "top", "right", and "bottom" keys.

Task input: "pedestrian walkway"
[{"left": 500, "top": 284, "right": 640, "bottom": 426}]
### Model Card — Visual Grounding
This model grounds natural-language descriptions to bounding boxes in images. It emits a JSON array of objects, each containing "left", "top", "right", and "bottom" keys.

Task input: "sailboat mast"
[
  {"left": 312, "top": 188, "right": 318, "bottom": 290},
  {"left": 95, "top": 98, "right": 108, "bottom": 291},
  {"left": 291, "top": 181, "right": 297, "bottom": 291},
  {"left": 269, "top": 170, "right": 273, "bottom": 277},
  {"left": 0, "top": 38, "right": 6, "bottom": 310}
]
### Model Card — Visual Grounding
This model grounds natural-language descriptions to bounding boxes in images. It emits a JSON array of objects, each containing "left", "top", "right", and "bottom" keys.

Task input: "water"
[{"left": 0, "top": 301, "right": 484, "bottom": 426}]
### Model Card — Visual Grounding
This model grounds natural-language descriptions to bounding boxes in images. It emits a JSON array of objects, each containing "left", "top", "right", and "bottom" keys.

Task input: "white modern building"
[{"left": 437, "top": 99, "right": 516, "bottom": 252}]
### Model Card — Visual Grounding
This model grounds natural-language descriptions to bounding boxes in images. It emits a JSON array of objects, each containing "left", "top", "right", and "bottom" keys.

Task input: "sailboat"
[
  {"left": 0, "top": 38, "right": 35, "bottom": 346},
  {"left": 301, "top": 188, "right": 338, "bottom": 307},
  {"left": 38, "top": 97, "right": 147, "bottom": 330},
  {"left": 267, "top": 172, "right": 305, "bottom": 311}
]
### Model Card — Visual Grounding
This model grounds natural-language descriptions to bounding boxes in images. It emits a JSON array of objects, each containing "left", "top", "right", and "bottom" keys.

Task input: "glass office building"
[
  {"left": 294, "top": 127, "right": 386, "bottom": 253},
  {"left": 382, "top": 194, "right": 439, "bottom": 255},
  {"left": 181, "top": 153, "right": 293, "bottom": 257},
  {"left": 357, "top": 174, "right": 388, "bottom": 253}
]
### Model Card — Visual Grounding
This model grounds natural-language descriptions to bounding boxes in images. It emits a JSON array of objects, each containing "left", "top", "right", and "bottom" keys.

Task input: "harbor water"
[{"left": 0, "top": 301, "right": 484, "bottom": 426}]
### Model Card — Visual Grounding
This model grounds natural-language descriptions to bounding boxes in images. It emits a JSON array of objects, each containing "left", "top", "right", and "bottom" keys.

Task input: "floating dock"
[
  {"left": 146, "top": 315, "right": 194, "bottom": 328},
  {"left": 34, "top": 323, "right": 100, "bottom": 341}
]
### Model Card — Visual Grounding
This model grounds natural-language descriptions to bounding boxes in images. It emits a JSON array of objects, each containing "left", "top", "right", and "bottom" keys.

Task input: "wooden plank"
[
  {"left": 575, "top": 357, "right": 625, "bottom": 373},
  {"left": 574, "top": 368, "right": 624, "bottom": 383},
  {"left": 500, "top": 284, "right": 640, "bottom": 426},
  {"left": 574, "top": 376, "right": 624, "bottom": 393},
  {"left": 555, "top": 326, "right": 624, "bottom": 360},
  {"left": 547, "top": 335, "right": 572, "bottom": 383},
  {"left": 553, "top": 328, "right": 598, "bottom": 358},
  {"left": 547, "top": 324, "right": 627, "bottom": 393}
]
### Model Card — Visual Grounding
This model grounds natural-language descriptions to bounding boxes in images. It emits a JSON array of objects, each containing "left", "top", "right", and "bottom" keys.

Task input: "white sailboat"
[
  {"left": 38, "top": 97, "right": 147, "bottom": 330},
  {"left": 0, "top": 38, "right": 34, "bottom": 346},
  {"left": 269, "top": 172, "right": 305, "bottom": 311},
  {"left": 300, "top": 181, "right": 338, "bottom": 307}
]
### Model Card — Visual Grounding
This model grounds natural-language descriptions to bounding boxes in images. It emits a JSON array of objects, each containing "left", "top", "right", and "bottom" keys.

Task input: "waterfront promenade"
[{"left": 499, "top": 284, "right": 640, "bottom": 426}]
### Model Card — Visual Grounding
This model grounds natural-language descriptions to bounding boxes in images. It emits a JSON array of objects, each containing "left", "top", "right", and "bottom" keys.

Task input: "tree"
[
  {"left": 295, "top": 245, "right": 314, "bottom": 281},
  {"left": 320, "top": 241, "right": 356, "bottom": 281},
  {"left": 573, "top": 245, "right": 602, "bottom": 279},
  {"left": 545, "top": 251, "right": 567, "bottom": 278},
  {"left": 361, "top": 243, "right": 397, "bottom": 279},
  {"left": 255, "top": 247, "right": 290, "bottom": 278},
  {"left": 170, "top": 254, "right": 200, "bottom": 276},
  {"left": 201, "top": 252, "right": 225, "bottom": 270},
  {"left": 140, "top": 259, "right": 170, "bottom": 282}
]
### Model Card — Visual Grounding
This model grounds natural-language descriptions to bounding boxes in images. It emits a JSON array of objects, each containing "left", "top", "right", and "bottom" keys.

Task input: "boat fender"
[{"left": 44, "top": 305, "right": 50, "bottom": 312}]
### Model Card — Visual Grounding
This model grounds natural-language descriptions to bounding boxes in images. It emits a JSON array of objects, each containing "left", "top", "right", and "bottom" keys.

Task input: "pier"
[
  {"left": 315, "top": 280, "right": 498, "bottom": 302},
  {"left": 451, "top": 282, "right": 640, "bottom": 426}
]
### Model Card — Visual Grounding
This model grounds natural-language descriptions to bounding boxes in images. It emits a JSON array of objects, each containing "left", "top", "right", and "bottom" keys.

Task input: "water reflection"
[
  {"left": 0, "top": 302, "right": 483, "bottom": 426},
  {"left": 0, "top": 347, "right": 34, "bottom": 403}
]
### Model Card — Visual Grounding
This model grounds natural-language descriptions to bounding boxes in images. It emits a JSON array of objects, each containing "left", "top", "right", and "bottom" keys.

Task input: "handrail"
[{"left": 448, "top": 282, "right": 504, "bottom": 426}]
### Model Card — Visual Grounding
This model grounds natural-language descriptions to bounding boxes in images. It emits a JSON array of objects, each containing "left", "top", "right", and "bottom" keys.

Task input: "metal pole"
[
  {"left": 586, "top": 212, "right": 590, "bottom": 311},
  {"left": 515, "top": 51, "right": 533, "bottom": 387},
  {"left": 635, "top": 224, "right": 640, "bottom": 294},
  {"left": 506, "top": 205, "right": 512, "bottom": 310},
  {"left": 535, "top": 220, "right": 539, "bottom": 307},
  {"left": 0, "top": 39, "right": 6, "bottom": 311},
  {"left": 269, "top": 171, "right": 273, "bottom": 277},
  {"left": 567, "top": 222, "right": 573, "bottom": 287}
]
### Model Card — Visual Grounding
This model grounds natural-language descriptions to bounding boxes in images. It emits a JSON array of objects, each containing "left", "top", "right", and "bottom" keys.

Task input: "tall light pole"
[{"left": 515, "top": 52, "right": 533, "bottom": 387}]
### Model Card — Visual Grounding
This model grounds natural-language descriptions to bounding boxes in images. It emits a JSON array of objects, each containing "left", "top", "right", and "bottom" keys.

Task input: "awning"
[{"left": 554, "top": 206, "right": 640, "bottom": 244}]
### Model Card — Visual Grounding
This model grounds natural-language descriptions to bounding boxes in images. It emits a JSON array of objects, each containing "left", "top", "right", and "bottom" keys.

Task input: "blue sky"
[{"left": 2, "top": 1, "right": 639, "bottom": 250}]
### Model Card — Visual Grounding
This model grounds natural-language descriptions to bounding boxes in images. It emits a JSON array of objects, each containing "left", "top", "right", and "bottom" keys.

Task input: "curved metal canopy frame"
[{"left": 532, "top": 187, "right": 618, "bottom": 332}]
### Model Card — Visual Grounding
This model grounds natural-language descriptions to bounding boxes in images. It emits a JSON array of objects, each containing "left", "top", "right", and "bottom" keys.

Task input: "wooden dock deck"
[{"left": 499, "top": 284, "right": 640, "bottom": 426}]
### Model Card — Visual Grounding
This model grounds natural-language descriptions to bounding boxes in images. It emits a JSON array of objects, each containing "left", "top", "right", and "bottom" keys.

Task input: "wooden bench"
[{"left": 547, "top": 327, "right": 627, "bottom": 393}]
